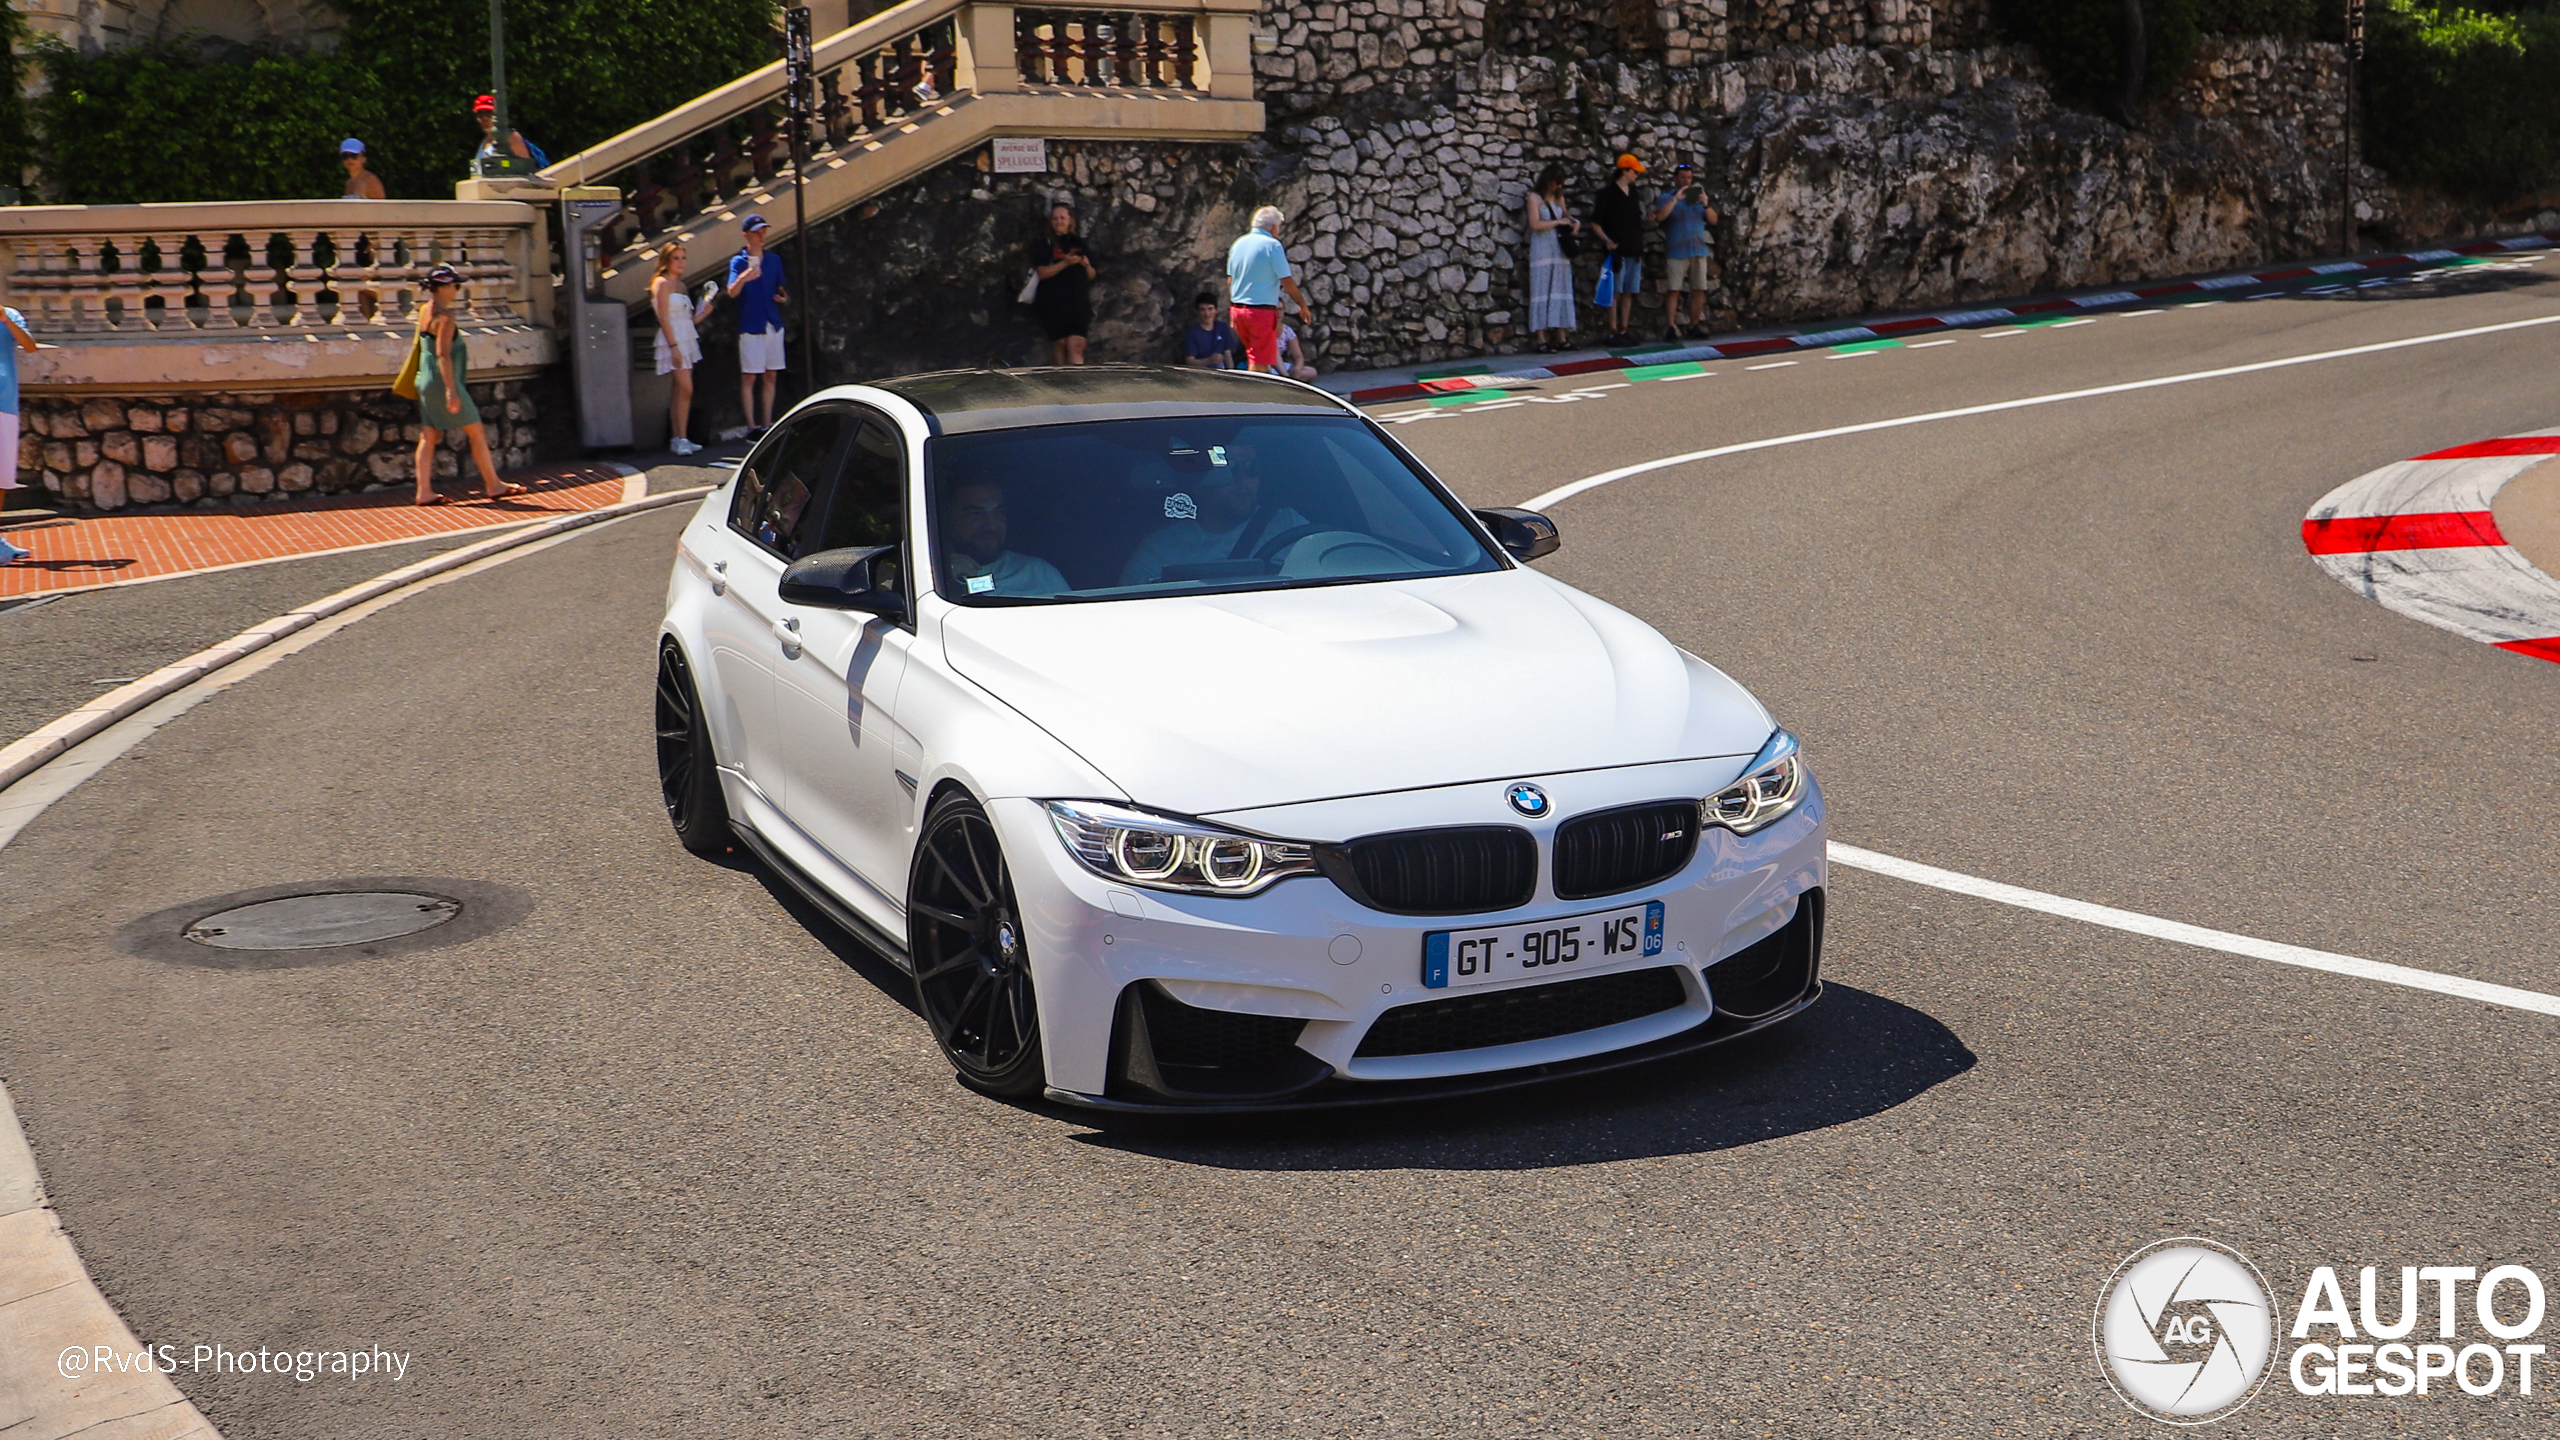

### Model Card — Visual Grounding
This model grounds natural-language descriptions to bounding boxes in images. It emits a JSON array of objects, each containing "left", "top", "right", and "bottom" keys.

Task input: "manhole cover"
[{"left": 182, "top": 891, "right": 461, "bottom": 951}]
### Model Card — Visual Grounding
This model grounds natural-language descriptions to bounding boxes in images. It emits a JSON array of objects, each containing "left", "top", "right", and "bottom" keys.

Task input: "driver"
[
  {"left": 1118, "top": 442, "right": 1307, "bottom": 586},
  {"left": 941, "top": 480, "right": 1069, "bottom": 597}
]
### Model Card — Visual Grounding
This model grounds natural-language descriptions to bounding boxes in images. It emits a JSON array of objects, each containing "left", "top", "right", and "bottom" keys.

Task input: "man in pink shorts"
[{"left": 1225, "top": 206, "right": 1313, "bottom": 374}]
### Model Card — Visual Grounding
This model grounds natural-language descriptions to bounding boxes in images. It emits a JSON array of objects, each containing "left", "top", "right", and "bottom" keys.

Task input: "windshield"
[{"left": 924, "top": 414, "right": 1504, "bottom": 604}]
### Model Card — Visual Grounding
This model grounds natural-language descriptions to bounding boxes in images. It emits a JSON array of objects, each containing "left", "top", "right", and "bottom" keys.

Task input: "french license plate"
[{"left": 1422, "top": 901, "right": 1664, "bottom": 990}]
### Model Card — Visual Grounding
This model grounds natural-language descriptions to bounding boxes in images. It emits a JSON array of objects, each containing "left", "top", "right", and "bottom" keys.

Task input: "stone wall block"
[
  {"left": 208, "top": 471, "right": 237, "bottom": 498},
  {"left": 74, "top": 439, "right": 98, "bottom": 469},
  {"left": 142, "top": 434, "right": 179, "bottom": 472},
  {"left": 90, "top": 458, "right": 127, "bottom": 509},
  {"left": 278, "top": 462, "right": 315, "bottom": 492},
  {"left": 80, "top": 398, "right": 124, "bottom": 434},
  {"left": 291, "top": 410, "right": 317, "bottom": 436},
  {"left": 173, "top": 469, "right": 205, "bottom": 502},
  {"left": 258, "top": 410, "right": 293, "bottom": 464},
  {"left": 18, "top": 433, "right": 40, "bottom": 475},
  {"left": 222, "top": 431, "right": 261, "bottom": 467},
  {"left": 291, "top": 440, "right": 331, "bottom": 463},
  {"left": 127, "top": 470, "right": 172, "bottom": 505},
  {"left": 238, "top": 465, "right": 275, "bottom": 495},
  {"left": 339, "top": 416, "right": 380, "bottom": 455},
  {"left": 43, "top": 440, "right": 71, "bottom": 473},
  {"left": 180, "top": 435, "right": 215, "bottom": 470},
  {"left": 165, "top": 408, "right": 190, "bottom": 432},
  {"left": 365, "top": 450, "right": 408, "bottom": 484},
  {"left": 126, "top": 406, "right": 162, "bottom": 433}
]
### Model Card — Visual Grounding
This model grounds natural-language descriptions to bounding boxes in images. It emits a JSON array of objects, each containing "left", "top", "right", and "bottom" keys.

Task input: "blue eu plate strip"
[
  {"left": 1422, "top": 931, "right": 1450, "bottom": 989},
  {"left": 1644, "top": 901, "right": 1664, "bottom": 956}
]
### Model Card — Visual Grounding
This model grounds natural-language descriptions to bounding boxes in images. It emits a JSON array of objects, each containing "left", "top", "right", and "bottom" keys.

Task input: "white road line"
[
  {"left": 1575, "top": 383, "right": 1634, "bottom": 392},
  {"left": 2045, "top": 317, "right": 2096, "bottom": 328},
  {"left": 1746, "top": 361, "right": 1797, "bottom": 370},
  {"left": 1521, "top": 311, "right": 2560, "bottom": 510},
  {"left": 1908, "top": 339, "right": 1957, "bottom": 348},
  {"left": 2122, "top": 309, "right": 2165, "bottom": 316},
  {"left": 1653, "top": 371, "right": 1711, "bottom": 381},
  {"left": 1829, "top": 843, "right": 2560, "bottom": 1019},
  {"left": 1827, "top": 350, "right": 1878, "bottom": 360},
  {"left": 1981, "top": 329, "right": 2024, "bottom": 338}
]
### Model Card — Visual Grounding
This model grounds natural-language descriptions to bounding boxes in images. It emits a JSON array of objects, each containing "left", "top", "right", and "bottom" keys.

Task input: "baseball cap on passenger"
[
  {"left": 339, "top": 137, "right": 365, "bottom": 155},
  {"left": 472, "top": 94, "right": 497, "bottom": 113},
  {"left": 741, "top": 215, "right": 770, "bottom": 234},
  {"left": 1615, "top": 153, "right": 1646, "bottom": 172}
]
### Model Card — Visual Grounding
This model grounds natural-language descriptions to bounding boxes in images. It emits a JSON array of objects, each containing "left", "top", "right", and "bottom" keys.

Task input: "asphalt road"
[{"left": 3, "top": 264, "right": 2558, "bottom": 1438}]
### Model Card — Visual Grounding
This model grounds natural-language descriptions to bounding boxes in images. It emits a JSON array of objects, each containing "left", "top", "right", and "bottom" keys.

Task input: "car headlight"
[
  {"left": 1703, "top": 728, "right": 1807, "bottom": 835},
  {"left": 1045, "top": 801, "right": 1317, "bottom": 897}
]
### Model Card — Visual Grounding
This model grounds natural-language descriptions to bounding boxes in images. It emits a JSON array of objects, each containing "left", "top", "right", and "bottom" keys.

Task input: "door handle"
[
  {"left": 709, "top": 559, "right": 728, "bottom": 596},
  {"left": 771, "top": 615, "right": 801, "bottom": 658}
]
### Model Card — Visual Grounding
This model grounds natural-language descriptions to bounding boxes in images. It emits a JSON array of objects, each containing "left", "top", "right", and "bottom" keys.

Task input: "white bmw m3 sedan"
[{"left": 655, "top": 366, "right": 1826, "bottom": 1109}]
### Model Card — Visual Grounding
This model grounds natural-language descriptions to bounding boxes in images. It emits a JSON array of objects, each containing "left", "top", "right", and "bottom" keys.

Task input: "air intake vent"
[
  {"left": 1318, "top": 826, "right": 1537, "bottom": 916},
  {"left": 1552, "top": 800, "right": 1699, "bottom": 900},
  {"left": 1356, "top": 966, "right": 1690, "bottom": 1057}
]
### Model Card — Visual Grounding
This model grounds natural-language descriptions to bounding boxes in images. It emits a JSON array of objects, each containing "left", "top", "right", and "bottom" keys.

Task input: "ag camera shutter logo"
[{"left": 2094, "top": 1238, "right": 2278, "bottom": 1424}]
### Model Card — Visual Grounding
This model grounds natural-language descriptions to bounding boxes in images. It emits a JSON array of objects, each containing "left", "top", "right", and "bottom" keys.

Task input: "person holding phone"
[
  {"left": 1651, "top": 162, "right": 1721, "bottom": 341},
  {"left": 726, "top": 215, "right": 788, "bottom": 435}
]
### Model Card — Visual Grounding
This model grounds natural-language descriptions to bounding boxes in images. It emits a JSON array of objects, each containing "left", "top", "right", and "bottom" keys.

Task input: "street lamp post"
[
  {"left": 476, "top": 0, "right": 540, "bottom": 179},
  {"left": 2342, "top": 0, "right": 2364, "bottom": 254}
]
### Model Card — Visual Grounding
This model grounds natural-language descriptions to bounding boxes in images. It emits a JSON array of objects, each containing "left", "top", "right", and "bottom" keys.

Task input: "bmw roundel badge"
[{"left": 1506, "top": 782, "right": 1549, "bottom": 818}]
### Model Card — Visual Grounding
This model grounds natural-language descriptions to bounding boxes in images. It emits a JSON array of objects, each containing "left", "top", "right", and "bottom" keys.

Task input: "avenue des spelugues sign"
[{"left": 2094, "top": 1240, "right": 2549, "bottom": 1424}]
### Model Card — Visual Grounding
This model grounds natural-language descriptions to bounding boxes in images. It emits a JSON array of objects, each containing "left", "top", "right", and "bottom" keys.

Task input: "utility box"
[{"left": 561, "top": 186, "right": 634, "bottom": 450}]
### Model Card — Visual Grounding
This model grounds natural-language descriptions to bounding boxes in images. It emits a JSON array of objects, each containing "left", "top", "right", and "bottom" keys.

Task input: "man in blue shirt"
[
  {"left": 727, "top": 215, "right": 789, "bottom": 435},
  {"left": 1179, "top": 293, "right": 1240, "bottom": 369},
  {"left": 0, "top": 305, "right": 35, "bottom": 563},
  {"left": 1649, "top": 162, "right": 1720, "bottom": 341},
  {"left": 1225, "top": 207, "right": 1312, "bottom": 374}
]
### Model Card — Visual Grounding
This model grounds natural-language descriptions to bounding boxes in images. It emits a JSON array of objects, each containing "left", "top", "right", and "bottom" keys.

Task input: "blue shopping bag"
[{"left": 1593, "top": 260, "right": 1616, "bottom": 309}]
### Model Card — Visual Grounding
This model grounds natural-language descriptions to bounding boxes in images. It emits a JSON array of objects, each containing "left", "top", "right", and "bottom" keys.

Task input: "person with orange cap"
[{"left": 1589, "top": 153, "right": 1650, "bottom": 344}]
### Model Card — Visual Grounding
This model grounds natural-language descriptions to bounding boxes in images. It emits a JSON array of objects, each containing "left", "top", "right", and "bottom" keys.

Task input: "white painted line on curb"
[
  {"left": 1746, "top": 361, "right": 1796, "bottom": 370},
  {"left": 1908, "top": 339, "right": 1957, "bottom": 348},
  {"left": 0, "top": 485, "right": 713, "bottom": 796},
  {"left": 1829, "top": 843, "right": 2560, "bottom": 1018},
  {"left": 1523, "top": 312, "right": 2560, "bottom": 511}
]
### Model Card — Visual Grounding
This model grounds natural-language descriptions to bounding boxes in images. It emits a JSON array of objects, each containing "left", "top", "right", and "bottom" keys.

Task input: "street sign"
[{"left": 993, "top": 139, "right": 1049, "bottom": 174}]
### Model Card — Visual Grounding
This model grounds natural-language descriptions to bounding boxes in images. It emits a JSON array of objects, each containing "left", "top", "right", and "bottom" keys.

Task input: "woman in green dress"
[{"left": 411, "top": 264, "right": 523, "bottom": 505}]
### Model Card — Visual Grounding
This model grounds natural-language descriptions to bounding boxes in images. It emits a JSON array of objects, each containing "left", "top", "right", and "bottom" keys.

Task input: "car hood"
[{"left": 937, "top": 570, "right": 1772, "bottom": 815}]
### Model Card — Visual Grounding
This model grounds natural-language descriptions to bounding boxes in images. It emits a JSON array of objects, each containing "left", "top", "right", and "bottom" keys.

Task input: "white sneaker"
[
  {"left": 670, "top": 437, "right": 701, "bottom": 456},
  {"left": 0, "top": 536, "right": 29, "bottom": 563}
]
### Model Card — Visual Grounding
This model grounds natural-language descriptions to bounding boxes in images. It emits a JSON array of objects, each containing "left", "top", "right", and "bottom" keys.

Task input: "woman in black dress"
[{"left": 1031, "top": 202, "right": 1096, "bottom": 365}]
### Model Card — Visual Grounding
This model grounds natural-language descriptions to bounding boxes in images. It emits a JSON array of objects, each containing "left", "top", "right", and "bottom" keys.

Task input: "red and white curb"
[
  {"left": 2302, "top": 430, "right": 2560, "bottom": 662},
  {"left": 1347, "top": 231, "right": 2560, "bottom": 405}
]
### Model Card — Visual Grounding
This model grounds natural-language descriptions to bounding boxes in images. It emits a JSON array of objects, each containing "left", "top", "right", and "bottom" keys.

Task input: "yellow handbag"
[{"left": 391, "top": 333, "right": 423, "bottom": 400}]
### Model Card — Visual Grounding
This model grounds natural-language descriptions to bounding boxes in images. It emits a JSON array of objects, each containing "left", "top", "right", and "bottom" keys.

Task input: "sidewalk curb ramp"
[
  {"left": 0, "top": 478, "right": 712, "bottom": 1440},
  {"left": 0, "top": 477, "right": 703, "bottom": 795}
]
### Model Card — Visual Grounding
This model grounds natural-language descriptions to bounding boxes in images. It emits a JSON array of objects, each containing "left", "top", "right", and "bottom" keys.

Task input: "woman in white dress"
[
  {"left": 651, "top": 244, "right": 711, "bottom": 455},
  {"left": 1524, "top": 164, "right": 1581, "bottom": 353}
]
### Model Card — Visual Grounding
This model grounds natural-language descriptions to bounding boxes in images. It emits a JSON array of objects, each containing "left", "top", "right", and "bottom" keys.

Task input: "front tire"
[
  {"left": 908, "top": 792, "right": 1046, "bottom": 1097},
  {"left": 655, "top": 641, "right": 731, "bottom": 856}
]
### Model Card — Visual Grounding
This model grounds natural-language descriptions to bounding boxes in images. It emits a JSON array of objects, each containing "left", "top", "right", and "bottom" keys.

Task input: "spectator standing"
[
  {"left": 651, "top": 242, "right": 711, "bottom": 455},
  {"left": 337, "top": 138, "right": 385, "bottom": 199},
  {"left": 1277, "top": 322, "right": 1318, "bottom": 381},
  {"left": 1226, "top": 206, "right": 1312, "bottom": 375},
  {"left": 409, "top": 264, "right": 522, "bottom": 505},
  {"left": 1179, "top": 292, "right": 1239, "bottom": 369},
  {"left": 0, "top": 305, "right": 36, "bottom": 564},
  {"left": 1651, "top": 162, "right": 1720, "bottom": 340},
  {"left": 1523, "top": 165, "right": 1579, "bottom": 353},
  {"left": 727, "top": 215, "right": 788, "bottom": 435},
  {"left": 1590, "top": 153, "right": 1648, "bottom": 343},
  {"left": 1031, "top": 202, "right": 1096, "bottom": 365},
  {"left": 472, "top": 95, "right": 547, "bottom": 168}
]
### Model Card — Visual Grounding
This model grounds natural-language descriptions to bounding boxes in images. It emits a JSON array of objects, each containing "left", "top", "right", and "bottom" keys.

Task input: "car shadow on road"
[
  {"left": 1066, "top": 984, "right": 1972, "bottom": 1171},
  {"left": 709, "top": 848, "right": 925, "bottom": 1018}
]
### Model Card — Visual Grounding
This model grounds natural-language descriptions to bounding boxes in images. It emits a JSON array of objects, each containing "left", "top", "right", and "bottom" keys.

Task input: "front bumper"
[{"left": 994, "top": 755, "right": 1829, "bottom": 1105}]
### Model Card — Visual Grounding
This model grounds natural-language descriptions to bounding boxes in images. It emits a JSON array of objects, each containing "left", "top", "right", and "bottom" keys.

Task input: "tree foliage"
[
  {"left": 2362, "top": 0, "right": 2560, "bottom": 200},
  {"left": 28, "top": 0, "right": 779, "bottom": 203}
]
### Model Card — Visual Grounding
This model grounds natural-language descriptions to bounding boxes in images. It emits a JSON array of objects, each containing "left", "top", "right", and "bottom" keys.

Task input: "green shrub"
[
  {"left": 25, "top": 0, "right": 779, "bottom": 203},
  {"left": 1992, "top": 0, "right": 2203, "bottom": 110},
  {"left": 2362, "top": 0, "right": 2560, "bottom": 200}
]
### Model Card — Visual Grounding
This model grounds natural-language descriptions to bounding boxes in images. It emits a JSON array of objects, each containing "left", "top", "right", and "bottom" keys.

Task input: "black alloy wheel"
[
  {"left": 908, "top": 791, "right": 1046, "bottom": 1097},
  {"left": 655, "top": 641, "right": 732, "bottom": 855}
]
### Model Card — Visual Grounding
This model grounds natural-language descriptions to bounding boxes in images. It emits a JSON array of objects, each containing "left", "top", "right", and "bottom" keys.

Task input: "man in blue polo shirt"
[
  {"left": 1225, "top": 206, "right": 1313, "bottom": 375},
  {"left": 727, "top": 215, "right": 789, "bottom": 436}
]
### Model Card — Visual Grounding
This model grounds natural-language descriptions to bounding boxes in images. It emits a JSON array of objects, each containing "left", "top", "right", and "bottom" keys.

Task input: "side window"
[
  {"left": 810, "top": 417, "right": 909, "bottom": 596},
  {"left": 729, "top": 410, "right": 848, "bottom": 561}
]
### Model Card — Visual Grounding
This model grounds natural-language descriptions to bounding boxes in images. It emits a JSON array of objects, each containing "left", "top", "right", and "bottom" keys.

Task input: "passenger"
[
  {"left": 1118, "top": 443, "right": 1307, "bottom": 586},
  {"left": 941, "top": 480, "right": 1069, "bottom": 597}
]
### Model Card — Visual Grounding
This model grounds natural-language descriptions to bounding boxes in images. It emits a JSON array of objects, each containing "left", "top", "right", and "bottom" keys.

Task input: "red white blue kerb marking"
[{"left": 2302, "top": 431, "right": 2560, "bottom": 663}]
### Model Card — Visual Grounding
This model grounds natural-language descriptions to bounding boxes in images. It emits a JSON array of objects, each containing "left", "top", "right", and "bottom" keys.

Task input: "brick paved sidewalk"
[{"left": 0, "top": 462, "right": 643, "bottom": 599}]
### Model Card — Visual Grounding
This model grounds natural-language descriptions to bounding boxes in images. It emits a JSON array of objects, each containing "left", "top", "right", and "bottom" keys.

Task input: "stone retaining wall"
[{"left": 16, "top": 384, "right": 541, "bottom": 512}]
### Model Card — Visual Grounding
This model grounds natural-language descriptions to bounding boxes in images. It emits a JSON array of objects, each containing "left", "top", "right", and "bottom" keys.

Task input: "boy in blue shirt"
[
  {"left": 0, "top": 306, "right": 36, "bottom": 563},
  {"left": 1650, "top": 163, "right": 1720, "bottom": 340},
  {"left": 726, "top": 216, "right": 789, "bottom": 435},
  {"left": 1179, "top": 293, "right": 1240, "bottom": 369}
]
